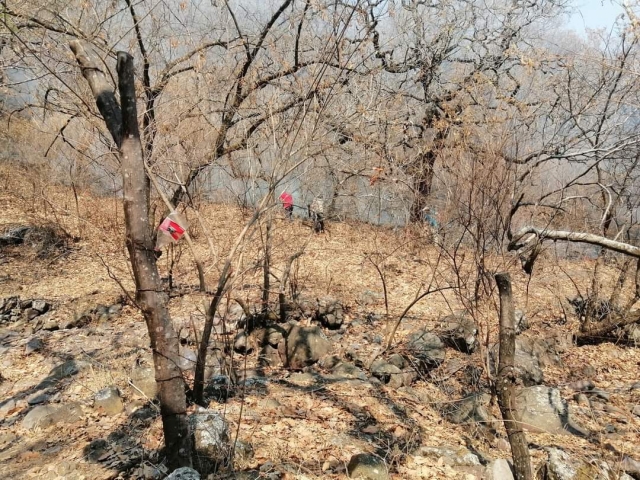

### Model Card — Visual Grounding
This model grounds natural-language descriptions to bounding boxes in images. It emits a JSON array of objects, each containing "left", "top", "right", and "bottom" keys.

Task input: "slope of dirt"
[{"left": 0, "top": 164, "right": 639, "bottom": 479}]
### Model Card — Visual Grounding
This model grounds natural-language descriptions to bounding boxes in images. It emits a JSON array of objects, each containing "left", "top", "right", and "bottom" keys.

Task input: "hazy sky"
[{"left": 568, "top": 0, "right": 625, "bottom": 32}]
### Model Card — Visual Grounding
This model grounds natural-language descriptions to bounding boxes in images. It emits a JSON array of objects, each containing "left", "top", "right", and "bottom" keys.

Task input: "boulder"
[
  {"left": 0, "top": 297, "right": 20, "bottom": 315},
  {"left": 515, "top": 386, "right": 588, "bottom": 436},
  {"left": 485, "top": 459, "right": 514, "bottom": 480},
  {"left": 370, "top": 359, "right": 405, "bottom": 389},
  {"left": 347, "top": 453, "right": 390, "bottom": 480},
  {"left": 447, "top": 392, "right": 494, "bottom": 425},
  {"left": 25, "top": 337, "right": 44, "bottom": 354},
  {"left": 94, "top": 386, "right": 124, "bottom": 415},
  {"left": 537, "top": 447, "right": 620, "bottom": 480},
  {"left": 165, "top": 467, "right": 201, "bottom": 480},
  {"left": 418, "top": 445, "right": 481, "bottom": 466},
  {"left": 31, "top": 300, "right": 50, "bottom": 314},
  {"left": 190, "top": 408, "right": 230, "bottom": 474},
  {"left": 284, "top": 325, "right": 331, "bottom": 370},
  {"left": 178, "top": 345, "right": 197, "bottom": 372},
  {"left": 22, "top": 402, "right": 83, "bottom": 429},
  {"left": 330, "top": 362, "right": 368, "bottom": 381},
  {"left": 27, "top": 391, "right": 51, "bottom": 405},
  {"left": 405, "top": 329, "right": 445, "bottom": 372},
  {"left": 515, "top": 310, "right": 529, "bottom": 334},
  {"left": 317, "top": 297, "right": 344, "bottom": 329},
  {"left": 439, "top": 315, "right": 478, "bottom": 353},
  {"left": 130, "top": 365, "right": 157, "bottom": 399},
  {"left": 490, "top": 338, "right": 544, "bottom": 386},
  {"left": 234, "top": 331, "right": 251, "bottom": 354}
]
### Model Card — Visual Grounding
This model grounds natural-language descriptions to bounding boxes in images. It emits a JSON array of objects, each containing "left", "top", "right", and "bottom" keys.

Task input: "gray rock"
[
  {"left": 490, "top": 338, "right": 544, "bottom": 386},
  {"left": 22, "top": 402, "right": 83, "bottom": 429},
  {"left": 178, "top": 345, "right": 197, "bottom": 372},
  {"left": 284, "top": 325, "right": 332, "bottom": 370},
  {"left": 331, "top": 362, "right": 368, "bottom": 381},
  {"left": 485, "top": 458, "right": 514, "bottom": 480},
  {"left": 27, "top": 391, "right": 50, "bottom": 405},
  {"left": 347, "top": 453, "right": 390, "bottom": 480},
  {"left": 419, "top": 445, "right": 481, "bottom": 466},
  {"left": 107, "top": 304, "right": 122, "bottom": 316},
  {"left": 0, "top": 297, "right": 20, "bottom": 315},
  {"left": 130, "top": 366, "right": 157, "bottom": 399},
  {"left": 0, "top": 399, "right": 16, "bottom": 418},
  {"left": 370, "top": 359, "right": 404, "bottom": 388},
  {"left": 405, "top": 329, "right": 445, "bottom": 372},
  {"left": 621, "top": 456, "right": 640, "bottom": 478},
  {"left": 94, "top": 386, "right": 124, "bottom": 415},
  {"left": 165, "top": 467, "right": 201, "bottom": 480},
  {"left": 387, "top": 354, "right": 405, "bottom": 369},
  {"left": 31, "top": 300, "right": 50, "bottom": 314},
  {"left": 234, "top": 331, "right": 251, "bottom": 354},
  {"left": 447, "top": 392, "right": 494, "bottom": 425},
  {"left": 317, "top": 297, "right": 344, "bottom": 329},
  {"left": 42, "top": 316, "right": 59, "bottom": 331},
  {"left": 25, "top": 337, "right": 43, "bottom": 354},
  {"left": 537, "top": 447, "right": 618, "bottom": 480},
  {"left": 24, "top": 308, "right": 41, "bottom": 321},
  {"left": 439, "top": 315, "right": 478, "bottom": 353},
  {"left": 515, "top": 386, "right": 588, "bottom": 436},
  {"left": 190, "top": 408, "right": 230, "bottom": 474},
  {"left": 632, "top": 405, "right": 640, "bottom": 417}
]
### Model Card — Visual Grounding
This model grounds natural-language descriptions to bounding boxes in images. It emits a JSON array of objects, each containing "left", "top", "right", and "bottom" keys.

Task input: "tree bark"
[
  {"left": 494, "top": 273, "right": 533, "bottom": 480},
  {"left": 509, "top": 226, "right": 640, "bottom": 258},
  {"left": 70, "top": 41, "right": 192, "bottom": 471}
]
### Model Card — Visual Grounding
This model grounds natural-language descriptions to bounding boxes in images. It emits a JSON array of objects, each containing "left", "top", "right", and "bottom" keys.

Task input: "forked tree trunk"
[
  {"left": 70, "top": 41, "right": 192, "bottom": 470},
  {"left": 494, "top": 273, "right": 533, "bottom": 480}
]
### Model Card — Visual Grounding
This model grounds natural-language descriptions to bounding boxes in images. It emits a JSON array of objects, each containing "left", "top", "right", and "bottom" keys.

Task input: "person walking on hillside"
[
  {"left": 309, "top": 197, "right": 325, "bottom": 233},
  {"left": 279, "top": 191, "right": 294, "bottom": 220}
]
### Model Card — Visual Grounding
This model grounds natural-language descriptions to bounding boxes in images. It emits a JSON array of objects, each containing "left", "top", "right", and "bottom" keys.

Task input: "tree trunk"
[
  {"left": 70, "top": 41, "right": 192, "bottom": 471},
  {"left": 494, "top": 273, "right": 533, "bottom": 480},
  {"left": 409, "top": 151, "right": 436, "bottom": 223}
]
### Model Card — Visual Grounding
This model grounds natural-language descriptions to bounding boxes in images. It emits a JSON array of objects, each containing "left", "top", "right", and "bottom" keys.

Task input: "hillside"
[{"left": 0, "top": 164, "right": 639, "bottom": 480}]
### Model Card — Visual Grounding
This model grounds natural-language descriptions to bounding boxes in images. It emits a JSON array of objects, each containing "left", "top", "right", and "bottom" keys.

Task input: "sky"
[{"left": 568, "top": 0, "right": 626, "bottom": 33}]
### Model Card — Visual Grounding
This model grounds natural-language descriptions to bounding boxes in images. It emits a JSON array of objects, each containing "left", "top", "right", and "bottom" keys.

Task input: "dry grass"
[{"left": 0, "top": 163, "right": 638, "bottom": 479}]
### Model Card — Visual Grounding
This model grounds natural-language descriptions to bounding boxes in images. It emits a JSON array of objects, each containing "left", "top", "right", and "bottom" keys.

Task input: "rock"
[
  {"left": 317, "top": 297, "right": 344, "bottom": 329},
  {"left": 258, "top": 344, "right": 281, "bottom": 366},
  {"left": 190, "top": 408, "right": 230, "bottom": 474},
  {"left": 62, "top": 312, "right": 92, "bottom": 329},
  {"left": 405, "top": 329, "right": 445, "bottom": 372},
  {"left": 569, "top": 379, "right": 594, "bottom": 392},
  {"left": 573, "top": 393, "right": 590, "bottom": 407},
  {"left": 31, "top": 300, "right": 50, "bottom": 314},
  {"left": 319, "top": 354, "right": 342, "bottom": 369},
  {"left": 331, "top": 362, "right": 368, "bottom": 381},
  {"left": 107, "top": 304, "right": 122, "bottom": 316},
  {"left": 48, "top": 359, "right": 83, "bottom": 381},
  {"left": 537, "top": 447, "right": 618, "bottom": 480},
  {"left": 25, "top": 337, "right": 44, "bottom": 354},
  {"left": 387, "top": 353, "right": 405, "bottom": 369},
  {"left": 234, "top": 439, "right": 254, "bottom": 461},
  {"left": 418, "top": 445, "right": 481, "bottom": 466},
  {"left": 0, "top": 297, "right": 20, "bottom": 315},
  {"left": 284, "top": 325, "right": 331, "bottom": 370},
  {"left": 490, "top": 338, "right": 544, "bottom": 386},
  {"left": 130, "top": 366, "right": 157, "bottom": 399},
  {"left": 632, "top": 405, "right": 640, "bottom": 417},
  {"left": 447, "top": 392, "right": 494, "bottom": 425},
  {"left": 165, "top": 467, "right": 201, "bottom": 480},
  {"left": 42, "top": 316, "right": 59, "bottom": 331},
  {"left": 515, "top": 386, "right": 588, "bottom": 436},
  {"left": 22, "top": 403, "right": 83, "bottom": 429},
  {"left": 94, "top": 386, "right": 124, "bottom": 415},
  {"left": 515, "top": 309, "right": 528, "bottom": 334},
  {"left": 23, "top": 308, "right": 41, "bottom": 321},
  {"left": 485, "top": 458, "right": 514, "bottom": 480},
  {"left": 370, "top": 359, "right": 404, "bottom": 388},
  {"left": 347, "top": 453, "right": 390, "bottom": 480},
  {"left": 178, "top": 345, "right": 197, "bottom": 372},
  {"left": 587, "top": 388, "right": 610, "bottom": 402},
  {"left": 0, "top": 399, "right": 17, "bottom": 418},
  {"left": 234, "top": 331, "right": 251, "bottom": 354},
  {"left": 439, "top": 315, "right": 478, "bottom": 353},
  {"left": 27, "top": 391, "right": 50, "bottom": 405},
  {"left": 621, "top": 456, "right": 640, "bottom": 478}
]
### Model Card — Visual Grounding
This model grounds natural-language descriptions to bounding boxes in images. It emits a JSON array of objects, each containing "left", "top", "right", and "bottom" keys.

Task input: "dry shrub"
[{"left": 1, "top": 223, "right": 75, "bottom": 259}]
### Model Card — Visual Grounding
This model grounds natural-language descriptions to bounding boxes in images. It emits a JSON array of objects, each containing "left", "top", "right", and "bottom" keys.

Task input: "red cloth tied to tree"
[{"left": 279, "top": 192, "right": 293, "bottom": 209}]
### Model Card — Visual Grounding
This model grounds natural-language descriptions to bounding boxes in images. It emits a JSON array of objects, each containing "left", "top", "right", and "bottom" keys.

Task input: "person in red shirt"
[{"left": 279, "top": 192, "right": 294, "bottom": 220}]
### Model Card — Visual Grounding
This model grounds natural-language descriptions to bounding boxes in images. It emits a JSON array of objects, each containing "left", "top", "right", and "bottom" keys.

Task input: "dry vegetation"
[{"left": 1, "top": 161, "right": 639, "bottom": 480}]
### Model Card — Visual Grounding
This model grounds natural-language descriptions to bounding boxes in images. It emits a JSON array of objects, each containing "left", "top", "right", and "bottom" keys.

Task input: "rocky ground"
[{"left": 0, "top": 173, "right": 639, "bottom": 479}]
